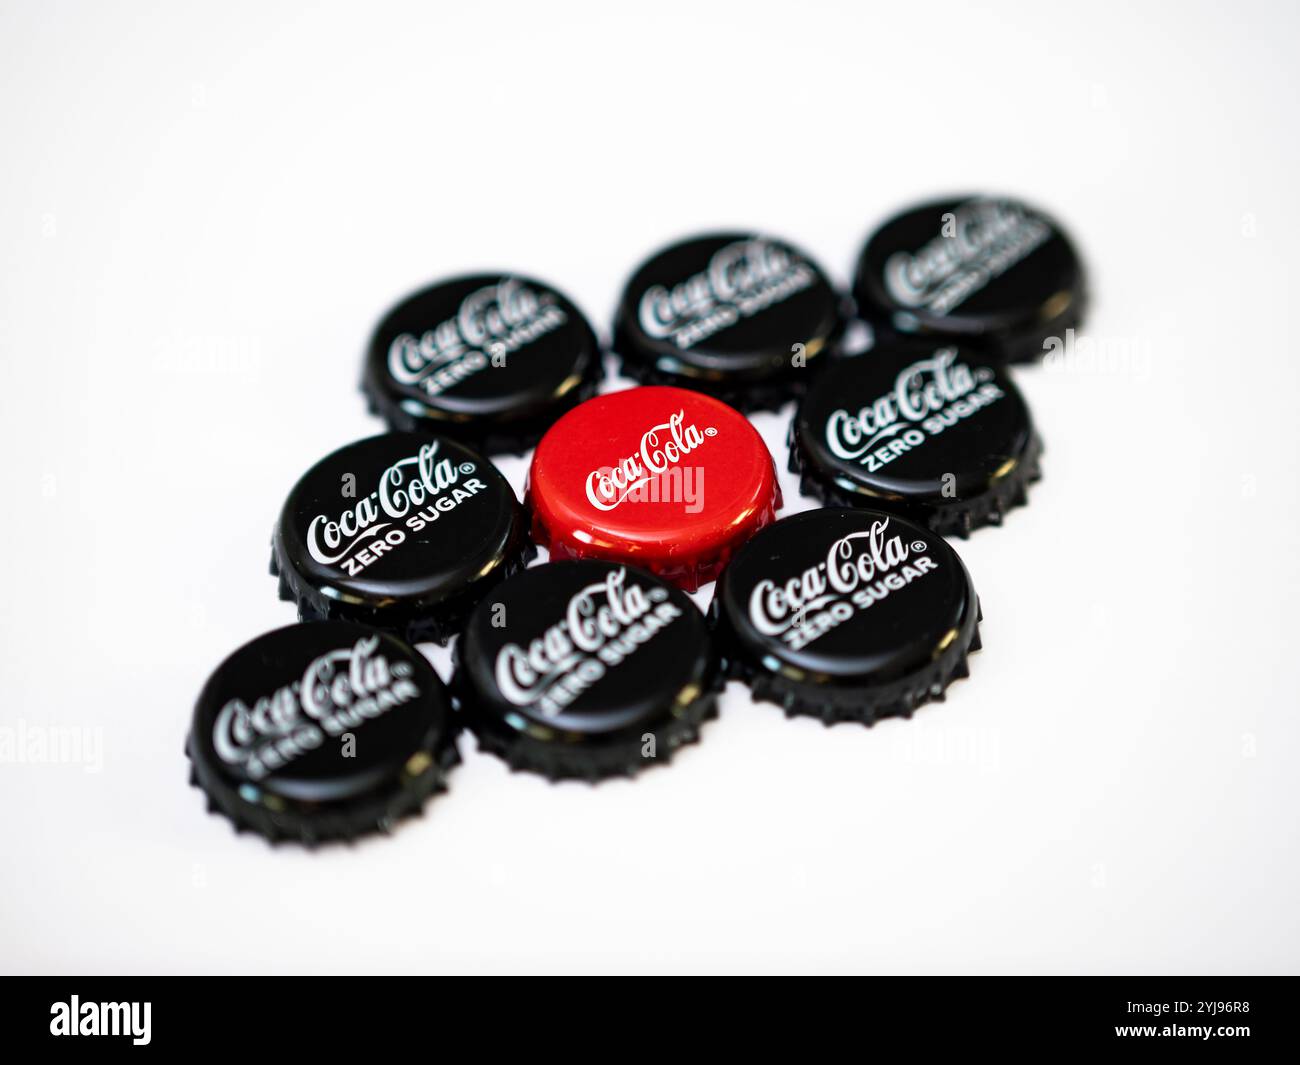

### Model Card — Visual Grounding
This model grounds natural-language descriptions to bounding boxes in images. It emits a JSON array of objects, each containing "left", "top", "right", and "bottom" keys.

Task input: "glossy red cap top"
[{"left": 526, "top": 386, "right": 781, "bottom": 590}]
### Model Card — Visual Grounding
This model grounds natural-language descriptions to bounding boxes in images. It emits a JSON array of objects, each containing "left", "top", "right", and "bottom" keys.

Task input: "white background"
[{"left": 1, "top": 0, "right": 1297, "bottom": 975}]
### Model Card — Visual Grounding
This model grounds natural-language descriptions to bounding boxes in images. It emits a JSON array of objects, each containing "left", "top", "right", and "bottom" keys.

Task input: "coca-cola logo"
[
  {"left": 882, "top": 200, "right": 1050, "bottom": 316},
  {"left": 386, "top": 279, "right": 567, "bottom": 394},
  {"left": 748, "top": 520, "right": 938, "bottom": 645},
  {"left": 494, "top": 568, "right": 683, "bottom": 715},
  {"left": 826, "top": 348, "right": 983, "bottom": 460},
  {"left": 584, "top": 410, "right": 717, "bottom": 512},
  {"left": 212, "top": 636, "right": 420, "bottom": 780},
  {"left": 637, "top": 238, "right": 816, "bottom": 349},
  {"left": 306, "top": 441, "right": 477, "bottom": 566}
]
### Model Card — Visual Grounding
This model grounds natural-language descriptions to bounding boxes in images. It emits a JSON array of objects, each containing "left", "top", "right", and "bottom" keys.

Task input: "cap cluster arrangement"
[{"left": 187, "top": 195, "right": 1088, "bottom": 844}]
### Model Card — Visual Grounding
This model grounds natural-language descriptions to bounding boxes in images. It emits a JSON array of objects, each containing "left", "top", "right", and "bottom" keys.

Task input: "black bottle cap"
[
  {"left": 709, "top": 509, "right": 981, "bottom": 725},
  {"left": 853, "top": 196, "right": 1087, "bottom": 363},
  {"left": 186, "top": 621, "right": 459, "bottom": 845},
  {"left": 451, "top": 560, "right": 721, "bottom": 781},
  {"left": 613, "top": 233, "right": 848, "bottom": 411},
  {"left": 361, "top": 274, "right": 603, "bottom": 456},
  {"left": 789, "top": 343, "right": 1041, "bottom": 537},
  {"left": 271, "top": 432, "right": 534, "bottom": 645}
]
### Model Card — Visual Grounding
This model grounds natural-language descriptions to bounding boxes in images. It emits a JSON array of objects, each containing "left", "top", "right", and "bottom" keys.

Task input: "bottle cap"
[
  {"left": 789, "top": 343, "right": 1041, "bottom": 537},
  {"left": 361, "top": 274, "right": 603, "bottom": 455},
  {"left": 853, "top": 196, "right": 1087, "bottom": 363},
  {"left": 526, "top": 385, "right": 781, "bottom": 591},
  {"left": 710, "top": 509, "right": 981, "bottom": 725},
  {"left": 613, "top": 233, "right": 847, "bottom": 410},
  {"left": 271, "top": 432, "right": 533, "bottom": 645},
  {"left": 452, "top": 560, "right": 720, "bottom": 781},
  {"left": 186, "top": 621, "right": 459, "bottom": 845}
]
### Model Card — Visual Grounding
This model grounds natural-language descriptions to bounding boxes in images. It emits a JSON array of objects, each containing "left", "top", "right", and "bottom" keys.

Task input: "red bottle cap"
[{"left": 527, "top": 386, "right": 781, "bottom": 590}]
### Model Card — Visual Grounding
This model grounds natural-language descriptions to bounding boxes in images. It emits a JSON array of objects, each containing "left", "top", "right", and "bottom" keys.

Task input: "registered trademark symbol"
[
  {"left": 911, "top": 540, "right": 927, "bottom": 551},
  {"left": 459, "top": 462, "right": 475, "bottom": 474},
  {"left": 392, "top": 662, "right": 412, "bottom": 677},
  {"left": 704, "top": 427, "right": 717, "bottom": 436}
]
